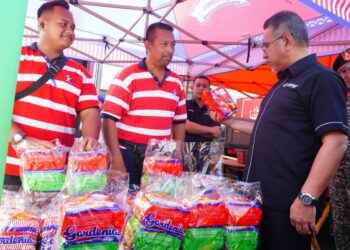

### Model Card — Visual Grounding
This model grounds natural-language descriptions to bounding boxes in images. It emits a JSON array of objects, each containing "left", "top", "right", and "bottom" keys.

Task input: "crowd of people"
[{"left": 2, "top": 0, "right": 349, "bottom": 249}]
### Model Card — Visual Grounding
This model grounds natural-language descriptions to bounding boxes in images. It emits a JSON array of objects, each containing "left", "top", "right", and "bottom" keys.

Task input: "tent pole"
[
  {"left": 102, "top": 13, "right": 145, "bottom": 62},
  {"left": 144, "top": 0, "right": 151, "bottom": 37},
  {"left": 94, "top": 63, "right": 103, "bottom": 94},
  {"left": 73, "top": 1, "right": 144, "bottom": 11},
  {"left": 158, "top": 1, "right": 177, "bottom": 22},
  {"left": 75, "top": 4, "right": 143, "bottom": 41}
]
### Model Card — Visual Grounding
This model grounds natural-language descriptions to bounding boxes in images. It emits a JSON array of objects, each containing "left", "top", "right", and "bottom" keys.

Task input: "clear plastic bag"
[
  {"left": 222, "top": 181, "right": 263, "bottom": 226},
  {"left": 0, "top": 191, "right": 40, "bottom": 250},
  {"left": 184, "top": 141, "right": 224, "bottom": 175},
  {"left": 141, "top": 139, "right": 184, "bottom": 190},
  {"left": 19, "top": 141, "right": 67, "bottom": 209},
  {"left": 64, "top": 144, "right": 109, "bottom": 196},
  {"left": 57, "top": 192, "right": 125, "bottom": 249}
]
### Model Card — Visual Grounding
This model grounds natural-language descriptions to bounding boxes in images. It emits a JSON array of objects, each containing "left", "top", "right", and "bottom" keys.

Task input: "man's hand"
[
  {"left": 209, "top": 111, "right": 233, "bottom": 127},
  {"left": 14, "top": 136, "right": 56, "bottom": 151},
  {"left": 108, "top": 156, "right": 127, "bottom": 181},
  {"left": 78, "top": 137, "right": 99, "bottom": 151},
  {"left": 209, "top": 111, "right": 220, "bottom": 122},
  {"left": 290, "top": 197, "right": 317, "bottom": 235},
  {"left": 210, "top": 126, "right": 222, "bottom": 139}
]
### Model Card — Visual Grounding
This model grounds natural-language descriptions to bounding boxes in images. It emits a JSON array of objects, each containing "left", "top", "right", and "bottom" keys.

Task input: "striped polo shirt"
[
  {"left": 101, "top": 59, "right": 187, "bottom": 145},
  {"left": 6, "top": 45, "right": 98, "bottom": 176}
]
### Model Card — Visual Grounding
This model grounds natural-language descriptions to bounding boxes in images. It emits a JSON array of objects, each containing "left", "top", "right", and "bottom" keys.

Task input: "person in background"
[
  {"left": 185, "top": 76, "right": 221, "bottom": 142},
  {"left": 185, "top": 76, "right": 222, "bottom": 173},
  {"left": 331, "top": 48, "right": 350, "bottom": 250},
  {"left": 212, "top": 11, "right": 348, "bottom": 250},
  {"left": 4, "top": 0, "right": 100, "bottom": 191},
  {"left": 102, "top": 22, "right": 186, "bottom": 191}
]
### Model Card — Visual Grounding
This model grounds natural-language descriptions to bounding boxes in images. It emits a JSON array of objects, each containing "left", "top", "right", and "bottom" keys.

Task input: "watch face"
[
  {"left": 301, "top": 194, "right": 312, "bottom": 206},
  {"left": 13, "top": 134, "right": 23, "bottom": 143}
]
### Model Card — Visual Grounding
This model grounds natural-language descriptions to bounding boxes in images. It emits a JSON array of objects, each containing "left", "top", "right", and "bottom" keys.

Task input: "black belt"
[
  {"left": 4, "top": 174, "right": 22, "bottom": 186},
  {"left": 119, "top": 139, "right": 147, "bottom": 153}
]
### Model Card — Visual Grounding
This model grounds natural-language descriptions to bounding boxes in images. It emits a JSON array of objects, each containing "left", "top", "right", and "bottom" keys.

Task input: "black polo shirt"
[
  {"left": 185, "top": 99, "right": 221, "bottom": 142},
  {"left": 243, "top": 54, "right": 348, "bottom": 211}
]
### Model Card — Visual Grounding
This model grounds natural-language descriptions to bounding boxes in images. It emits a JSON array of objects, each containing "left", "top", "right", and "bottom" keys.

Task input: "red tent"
[{"left": 208, "top": 54, "right": 339, "bottom": 97}]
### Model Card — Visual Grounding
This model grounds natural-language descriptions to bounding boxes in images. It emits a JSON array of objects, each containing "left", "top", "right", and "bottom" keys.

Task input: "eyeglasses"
[{"left": 261, "top": 35, "right": 284, "bottom": 51}]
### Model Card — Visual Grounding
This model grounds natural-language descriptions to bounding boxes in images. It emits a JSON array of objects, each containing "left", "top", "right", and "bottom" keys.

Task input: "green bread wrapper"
[
  {"left": 141, "top": 174, "right": 177, "bottom": 196},
  {"left": 22, "top": 172, "right": 65, "bottom": 191},
  {"left": 182, "top": 227, "right": 224, "bottom": 250},
  {"left": 67, "top": 173, "right": 107, "bottom": 195},
  {"left": 225, "top": 226, "right": 258, "bottom": 250},
  {"left": 134, "top": 229, "right": 181, "bottom": 250}
]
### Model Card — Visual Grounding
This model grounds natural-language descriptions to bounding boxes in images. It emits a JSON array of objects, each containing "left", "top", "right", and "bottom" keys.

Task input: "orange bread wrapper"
[
  {"left": 143, "top": 156, "right": 183, "bottom": 176},
  {"left": 68, "top": 151, "right": 108, "bottom": 171},
  {"left": 21, "top": 150, "right": 66, "bottom": 171}
]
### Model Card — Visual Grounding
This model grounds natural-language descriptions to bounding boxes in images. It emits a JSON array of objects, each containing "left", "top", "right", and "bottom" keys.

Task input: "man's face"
[
  {"left": 39, "top": 6, "right": 75, "bottom": 51},
  {"left": 262, "top": 27, "right": 287, "bottom": 72},
  {"left": 145, "top": 28, "right": 175, "bottom": 67},
  {"left": 337, "top": 61, "right": 350, "bottom": 90},
  {"left": 192, "top": 78, "right": 210, "bottom": 100}
]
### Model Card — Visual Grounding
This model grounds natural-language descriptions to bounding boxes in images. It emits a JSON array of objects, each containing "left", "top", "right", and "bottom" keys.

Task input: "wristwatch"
[
  {"left": 298, "top": 192, "right": 318, "bottom": 206},
  {"left": 11, "top": 133, "right": 26, "bottom": 145}
]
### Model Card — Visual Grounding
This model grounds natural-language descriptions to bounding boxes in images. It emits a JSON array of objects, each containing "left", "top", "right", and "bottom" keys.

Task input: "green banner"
[{"left": 0, "top": 1, "right": 28, "bottom": 201}]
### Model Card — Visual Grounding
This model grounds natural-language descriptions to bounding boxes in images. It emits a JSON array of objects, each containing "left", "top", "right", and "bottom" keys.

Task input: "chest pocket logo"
[{"left": 282, "top": 82, "right": 298, "bottom": 89}]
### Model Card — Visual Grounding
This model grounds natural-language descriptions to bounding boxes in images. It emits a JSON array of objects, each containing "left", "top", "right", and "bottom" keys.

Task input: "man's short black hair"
[
  {"left": 37, "top": 0, "right": 69, "bottom": 18},
  {"left": 194, "top": 75, "right": 210, "bottom": 85},
  {"left": 145, "top": 22, "right": 174, "bottom": 42}
]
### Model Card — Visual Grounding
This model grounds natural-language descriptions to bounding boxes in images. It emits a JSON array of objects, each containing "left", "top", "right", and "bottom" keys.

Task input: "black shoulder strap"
[{"left": 15, "top": 57, "right": 67, "bottom": 101}]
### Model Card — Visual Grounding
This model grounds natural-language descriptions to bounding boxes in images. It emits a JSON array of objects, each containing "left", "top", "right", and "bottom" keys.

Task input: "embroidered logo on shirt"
[
  {"left": 65, "top": 74, "right": 79, "bottom": 87},
  {"left": 66, "top": 75, "right": 72, "bottom": 83},
  {"left": 282, "top": 82, "right": 298, "bottom": 88}
]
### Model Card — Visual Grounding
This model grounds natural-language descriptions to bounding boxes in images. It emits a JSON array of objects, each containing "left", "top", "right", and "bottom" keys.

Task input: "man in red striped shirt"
[
  {"left": 102, "top": 22, "right": 186, "bottom": 190},
  {"left": 5, "top": 1, "right": 100, "bottom": 189}
]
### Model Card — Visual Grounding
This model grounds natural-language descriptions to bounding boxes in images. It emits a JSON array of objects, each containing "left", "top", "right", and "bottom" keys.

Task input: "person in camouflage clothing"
[{"left": 331, "top": 48, "right": 350, "bottom": 250}]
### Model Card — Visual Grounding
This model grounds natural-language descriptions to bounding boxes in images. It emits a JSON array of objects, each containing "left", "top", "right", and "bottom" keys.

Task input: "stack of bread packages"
[
  {"left": 0, "top": 190, "right": 41, "bottom": 250},
  {"left": 222, "top": 181, "right": 263, "bottom": 250},
  {"left": 142, "top": 139, "right": 183, "bottom": 188},
  {"left": 180, "top": 173, "right": 229, "bottom": 250},
  {"left": 54, "top": 144, "right": 128, "bottom": 249},
  {"left": 20, "top": 144, "right": 67, "bottom": 209}
]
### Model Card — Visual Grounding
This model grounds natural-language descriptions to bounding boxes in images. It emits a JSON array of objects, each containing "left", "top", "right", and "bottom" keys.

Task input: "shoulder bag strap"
[{"left": 15, "top": 57, "right": 67, "bottom": 101}]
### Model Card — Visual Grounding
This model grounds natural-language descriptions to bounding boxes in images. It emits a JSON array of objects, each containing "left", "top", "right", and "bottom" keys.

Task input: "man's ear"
[
  {"left": 284, "top": 33, "right": 293, "bottom": 47},
  {"left": 38, "top": 18, "right": 45, "bottom": 30},
  {"left": 144, "top": 40, "right": 149, "bottom": 51}
]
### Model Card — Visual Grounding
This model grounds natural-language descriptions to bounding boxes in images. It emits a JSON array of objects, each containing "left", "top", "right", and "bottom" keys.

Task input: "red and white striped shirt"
[
  {"left": 102, "top": 60, "right": 187, "bottom": 145},
  {"left": 6, "top": 45, "right": 98, "bottom": 176}
]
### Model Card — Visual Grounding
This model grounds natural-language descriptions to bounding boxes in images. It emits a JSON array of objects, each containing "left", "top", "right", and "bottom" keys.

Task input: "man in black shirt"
[
  {"left": 213, "top": 11, "right": 348, "bottom": 250},
  {"left": 185, "top": 76, "right": 222, "bottom": 173},
  {"left": 185, "top": 76, "right": 221, "bottom": 142}
]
